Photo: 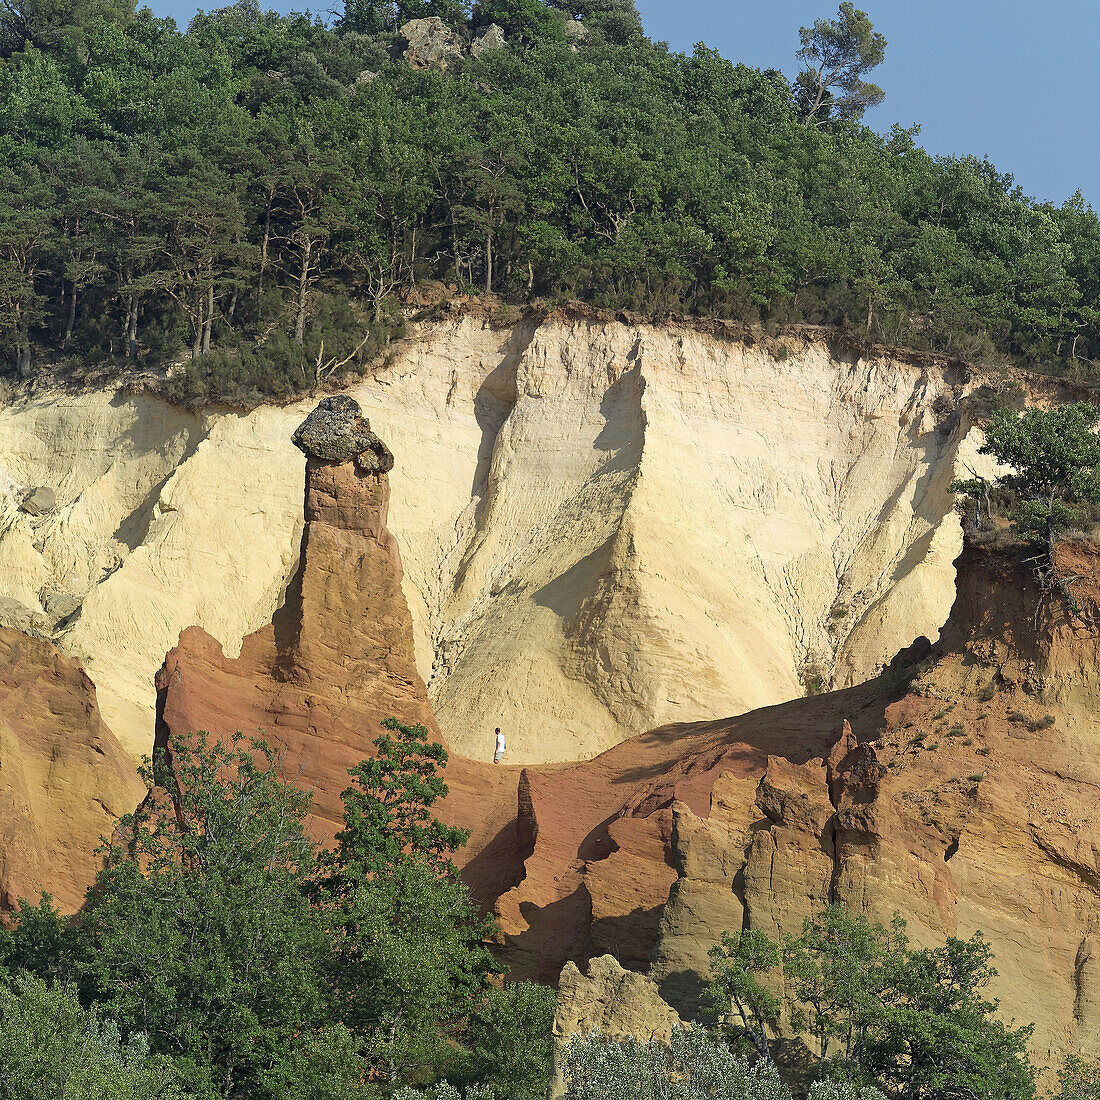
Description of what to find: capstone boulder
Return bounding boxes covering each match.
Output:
[291,394,394,473]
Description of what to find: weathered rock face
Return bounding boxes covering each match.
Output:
[399,17,466,70]
[0,628,144,911]
[150,393,877,988]
[476,672,894,985]
[470,23,506,56]
[0,312,992,764]
[19,486,54,516]
[648,541,1100,1066]
[87,385,1100,1067]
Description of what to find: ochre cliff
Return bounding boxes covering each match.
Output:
[40,379,1100,1071]
[0,627,144,911]
[0,311,991,763]
[646,539,1100,1066]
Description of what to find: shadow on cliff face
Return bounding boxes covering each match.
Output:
[459,818,526,911]
[470,320,527,499]
[601,678,896,793]
[512,888,595,984]
[590,903,665,973]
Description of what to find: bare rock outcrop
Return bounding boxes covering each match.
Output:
[648,540,1100,1065]
[291,394,394,471]
[127,395,1100,1066]
[19,486,54,515]
[0,628,144,911]
[0,314,991,764]
[0,314,989,763]
[399,17,466,70]
[470,23,506,56]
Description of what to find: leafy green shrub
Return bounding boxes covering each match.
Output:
[394,1083,497,1100]
[807,1081,887,1100]
[978,403,1100,546]
[561,1028,791,1100]
[0,976,182,1100]
[704,908,1035,1100]
[1054,1055,1100,1100]
[162,294,402,408]
[459,982,555,1100]
[799,654,829,697]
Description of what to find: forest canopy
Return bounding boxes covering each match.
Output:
[1,0,1099,402]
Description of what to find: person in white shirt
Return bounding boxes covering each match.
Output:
[493,727,505,764]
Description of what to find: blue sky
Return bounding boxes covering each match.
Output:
[146,0,1097,207]
[637,0,1098,207]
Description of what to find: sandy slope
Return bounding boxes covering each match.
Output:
[0,312,985,761]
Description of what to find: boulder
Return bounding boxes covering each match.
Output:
[471,22,506,56]
[399,16,466,71]
[20,485,55,515]
[0,596,49,638]
[292,394,394,473]
[41,588,83,623]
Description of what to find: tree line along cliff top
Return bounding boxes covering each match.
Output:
[1,0,1098,405]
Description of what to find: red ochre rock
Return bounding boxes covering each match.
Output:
[0,627,145,912]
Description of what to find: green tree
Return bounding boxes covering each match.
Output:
[0,0,134,54]
[337,0,468,33]
[783,906,907,1069]
[0,892,75,984]
[796,4,886,125]
[708,912,1035,1100]
[1054,1056,1100,1100]
[325,716,470,884]
[978,402,1100,545]
[470,0,564,47]
[546,0,643,43]
[706,928,782,1058]
[319,718,495,1084]
[0,975,182,1100]
[76,731,339,1099]
[462,982,556,1100]
[808,1082,887,1100]
[864,933,1035,1100]
[0,162,53,374]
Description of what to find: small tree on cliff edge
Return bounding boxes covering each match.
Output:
[704,909,1035,1100]
[972,402,1100,547]
[797,4,886,125]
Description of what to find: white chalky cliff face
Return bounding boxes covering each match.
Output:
[0,313,981,762]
